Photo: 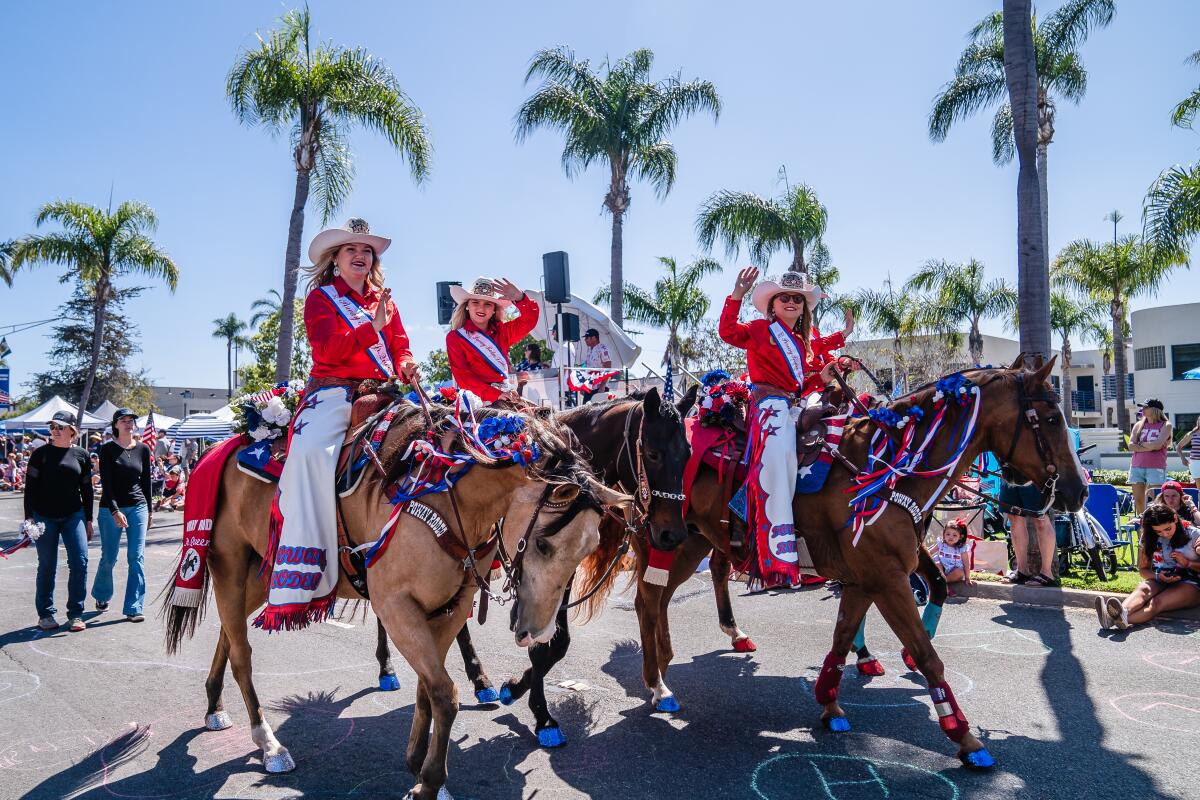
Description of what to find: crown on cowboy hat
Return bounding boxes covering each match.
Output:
[449,277,513,308]
[307,218,392,266]
[750,270,824,316]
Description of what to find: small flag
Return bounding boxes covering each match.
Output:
[142,412,157,454]
[663,356,675,402]
[0,390,11,407]
[0,338,10,359]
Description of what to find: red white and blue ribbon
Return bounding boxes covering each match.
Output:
[456,328,509,381]
[567,368,620,393]
[320,285,395,377]
[767,320,806,386]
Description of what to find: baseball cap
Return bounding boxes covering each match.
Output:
[50,410,78,429]
[112,407,137,423]
[584,328,600,338]
[1139,398,1164,411]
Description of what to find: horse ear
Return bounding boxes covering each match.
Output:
[676,383,699,417]
[588,477,633,512]
[643,386,661,410]
[1008,353,1026,370]
[1032,354,1058,385]
[1032,353,1045,370]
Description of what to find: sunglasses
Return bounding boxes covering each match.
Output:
[48,422,73,432]
[773,293,809,305]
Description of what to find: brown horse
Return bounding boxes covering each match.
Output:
[585,359,1086,769]
[163,403,629,800]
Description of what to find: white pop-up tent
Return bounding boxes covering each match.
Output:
[2,396,108,432]
[90,399,121,421]
[524,289,642,368]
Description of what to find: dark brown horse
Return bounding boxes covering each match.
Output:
[163,403,629,800]
[584,360,1086,769]
[372,386,698,747]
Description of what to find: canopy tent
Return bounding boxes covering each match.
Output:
[90,399,121,421]
[209,403,235,423]
[3,396,108,432]
[137,412,180,433]
[166,413,233,441]
[525,289,642,369]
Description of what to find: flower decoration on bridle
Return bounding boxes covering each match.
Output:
[933,373,974,406]
[475,414,541,466]
[868,404,924,430]
[701,369,731,387]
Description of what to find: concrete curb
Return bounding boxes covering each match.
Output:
[962,579,1200,621]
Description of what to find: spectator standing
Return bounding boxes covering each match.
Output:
[1177,418,1200,485]
[23,410,94,632]
[1130,399,1172,515]
[999,467,1057,587]
[92,408,152,622]
[581,327,613,402]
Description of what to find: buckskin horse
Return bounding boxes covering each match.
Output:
[582,358,1086,769]
[163,402,629,800]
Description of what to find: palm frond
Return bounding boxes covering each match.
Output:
[113,234,179,292]
[1172,88,1200,129]
[1041,0,1114,58]
[0,240,12,286]
[524,46,605,97]
[1143,163,1200,252]
[989,103,1015,165]
[1043,50,1088,102]
[695,190,790,266]
[929,71,1008,142]
[11,233,98,281]
[639,77,721,141]
[631,141,678,199]
[306,119,355,224]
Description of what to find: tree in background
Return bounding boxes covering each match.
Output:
[595,256,721,366]
[1143,49,1200,253]
[854,277,922,390]
[516,46,720,328]
[929,0,1114,257]
[11,200,177,426]
[238,300,311,393]
[507,333,552,367]
[420,349,452,384]
[1048,292,1106,426]
[29,285,154,410]
[0,240,13,286]
[227,5,431,381]
[678,320,746,375]
[1052,235,1188,432]
[906,258,1016,364]
[696,177,827,275]
[249,289,283,327]
[212,314,249,399]
[806,244,854,333]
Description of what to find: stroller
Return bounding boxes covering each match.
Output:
[1055,509,1118,580]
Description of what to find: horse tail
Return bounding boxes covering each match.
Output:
[161,564,211,656]
[573,514,630,623]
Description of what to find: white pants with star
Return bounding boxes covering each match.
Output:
[267,386,351,623]
[750,395,816,585]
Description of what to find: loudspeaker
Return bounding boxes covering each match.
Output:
[559,312,580,343]
[542,251,570,304]
[436,281,461,326]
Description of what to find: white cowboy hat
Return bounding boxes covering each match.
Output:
[307,218,391,266]
[750,270,825,316]
[449,277,513,309]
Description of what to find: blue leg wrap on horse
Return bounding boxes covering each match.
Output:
[852,619,866,652]
[499,685,514,706]
[537,727,568,748]
[922,603,943,639]
[655,695,681,713]
[378,674,400,691]
[961,747,996,769]
[475,687,500,704]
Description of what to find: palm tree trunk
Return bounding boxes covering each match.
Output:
[1037,142,1049,266]
[1003,0,1052,365]
[276,169,311,382]
[1111,296,1130,433]
[1061,337,1074,428]
[78,280,109,430]
[609,210,624,329]
[969,318,984,364]
[226,339,233,399]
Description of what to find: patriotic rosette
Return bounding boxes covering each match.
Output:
[232,380,307,442]
[698,379,751,428]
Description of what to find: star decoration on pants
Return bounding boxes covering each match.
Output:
[292,419,310,436]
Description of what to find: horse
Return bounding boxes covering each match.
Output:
[583,359,1087,769]
[373,386,698,747]
[163,402,630,800]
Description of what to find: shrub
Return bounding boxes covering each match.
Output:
[1091,469,1128,486]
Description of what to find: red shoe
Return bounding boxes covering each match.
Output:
[856,657,886,676]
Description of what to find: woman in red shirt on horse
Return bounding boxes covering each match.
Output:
[446,277,539,404]
[260,218,419,631]
[719,267,853,589]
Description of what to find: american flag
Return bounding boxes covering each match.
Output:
[663,356,675,402]
[142,412,157,454]
[0,389,11,407]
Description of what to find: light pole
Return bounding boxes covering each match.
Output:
[181,389,193,419]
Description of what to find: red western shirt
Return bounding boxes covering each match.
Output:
[446,295,540,402]
[718,295,844,396]
[304,277,413,380]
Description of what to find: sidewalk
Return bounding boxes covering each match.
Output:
[956,578,1200,621]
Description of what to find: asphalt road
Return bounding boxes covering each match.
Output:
[1,490,1198,800]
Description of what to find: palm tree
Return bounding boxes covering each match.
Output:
[1144,50,1200,252]
[0,240,14,287]
[11,200,178,426]
[515,47,720,328]
[249,289,283,328]
[212,314,249,399]
[1052,235,1188,432]
[807,244,853,333]
[855,277,921,389]
[1048,292,1105,426]
[696,180,827,275]
[930,0,1114,258]
[594,256,721,365]
[227,6,431,382]
[906,259,1017,364]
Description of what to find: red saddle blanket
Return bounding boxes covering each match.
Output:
[682,417,749,515]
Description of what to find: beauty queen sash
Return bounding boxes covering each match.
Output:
[767,320,806,387]
[456,328,509,381]
[321,285,396,377]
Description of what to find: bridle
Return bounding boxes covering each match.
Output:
[995,371,1063,516]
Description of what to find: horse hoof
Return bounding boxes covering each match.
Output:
[822,716,851,733]
[263,749,296,773]
[732,637,757,653]
[204,711,232,731]
[654,696,681,713]
[537,727,568,748]
[499,685,515,706]
[856,658,886,677]
[378,674,401,692]
[475,687,500,704]
[901,647,917,671]
[959,747,996,770]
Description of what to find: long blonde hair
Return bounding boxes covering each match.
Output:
[303,245,385,295]
[449,300,496,331]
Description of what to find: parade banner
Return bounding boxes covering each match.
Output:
[0,368,10,409]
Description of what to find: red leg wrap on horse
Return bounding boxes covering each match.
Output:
[930,681,969,743]
[814,652,845,705]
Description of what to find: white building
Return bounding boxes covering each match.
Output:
[1130,302,1200,437]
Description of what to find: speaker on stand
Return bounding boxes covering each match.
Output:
[436,281,461,326]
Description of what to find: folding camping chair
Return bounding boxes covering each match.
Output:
[1083,483,1135,569]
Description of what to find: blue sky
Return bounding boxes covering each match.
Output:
[2,0,1199,396]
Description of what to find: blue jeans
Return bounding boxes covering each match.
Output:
[33,510,88,619]
[92,504,148,615]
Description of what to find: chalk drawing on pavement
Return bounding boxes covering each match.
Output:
[751,753,961,800]
[1110,692,1200,734]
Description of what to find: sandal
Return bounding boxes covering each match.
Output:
[1024,573,1056,588]
[1002,570,1030,585]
